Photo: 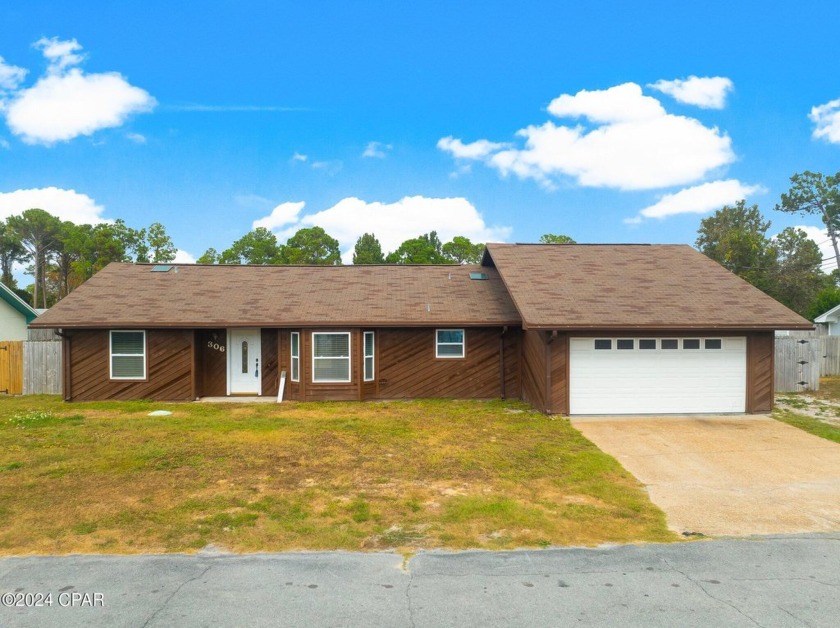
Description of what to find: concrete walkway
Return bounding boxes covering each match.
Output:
[1,535,838,627]
[571,415,840,536]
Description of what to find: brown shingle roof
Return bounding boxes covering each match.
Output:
[31,263,521,329]
[484,243,813,331]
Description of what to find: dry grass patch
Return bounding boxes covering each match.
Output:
[0,397,674,554]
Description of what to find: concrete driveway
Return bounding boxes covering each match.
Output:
[570,415,840,536]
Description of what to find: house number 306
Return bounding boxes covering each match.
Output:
[207,341,225,353]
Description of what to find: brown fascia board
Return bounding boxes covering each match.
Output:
[32,319,523,330]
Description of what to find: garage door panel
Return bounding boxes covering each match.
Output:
[570,337,746,414]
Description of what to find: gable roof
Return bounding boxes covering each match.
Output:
[483,243,813,331]
[30,263,521,329]
[0,282,39,324]
[814,303,840,323]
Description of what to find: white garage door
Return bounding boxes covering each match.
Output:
[570,337,746,415]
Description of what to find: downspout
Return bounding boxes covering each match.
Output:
[499,326,508,400]
[54,329,71,401]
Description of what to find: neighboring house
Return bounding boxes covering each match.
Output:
[0,282,38,341]
[30,244,812,414]
[813,304,840,335]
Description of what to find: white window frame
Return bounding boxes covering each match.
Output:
[109,330,147,380]
[436,329,465,359]
[311,331,351,383]
[290,332,300,382]
[363,331,375,381]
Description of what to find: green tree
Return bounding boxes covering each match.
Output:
[352,233,385,264]
[6,209,62,309]
[442,236,484,264]
[806,286,840,321]
[69,220,140,282]
[385,231,448,264]
[196,247,219,264]
[281,226,341,265]
[142,222,177,263]
[0,219,26,289]
[769,227,826,315]
[539,233,577,244]
[776,171,840,269]
[219,228,282,265]
[696,201,777,293]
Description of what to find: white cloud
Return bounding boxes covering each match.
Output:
[126,132,146,144]
[547,83,665,122]
[810,98,840,144]
[437,136,506,159]
[0,186,107,224]
[173,249,196,264]
[439,82,734,191]
[0,57,27,93]
[291,152,308,162]
[253,196,511,263]
[649,76,734,109]
[362,141,392,158]
[626,179,764,223]
[2,37,155,145]
[252,201,305,231]
[35,37,86,74]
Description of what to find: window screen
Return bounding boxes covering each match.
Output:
[110,331,145,379]
[290,332,300,382]
[364,332,375,381]
[436,329,465,358]
[312,333,351,382]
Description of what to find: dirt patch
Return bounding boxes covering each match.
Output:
[775,394,840,427]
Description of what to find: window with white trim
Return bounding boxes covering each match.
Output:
[436,329,465,358]
[363,331,375,381]
[110,330,146,380]
[290,332,300,382]
[312,332,351,382]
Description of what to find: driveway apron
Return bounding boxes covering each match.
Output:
[570,415,840,536]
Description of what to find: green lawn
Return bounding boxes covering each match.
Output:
[774,376,840,444]
[0,397,674,554]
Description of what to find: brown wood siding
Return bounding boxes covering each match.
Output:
[747,331,774,413]
[68,330,193,401]
[520,329,547,412]
[196,329,227,397]
[549,333,569,415]
[374,327,509,400]
[261,329,279,397]
[502,327,522,400]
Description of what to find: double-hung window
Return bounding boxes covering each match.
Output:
[436,329,465,358]
[363,332,375,381]
[312,332,351,382]
[110,330,146,380]
[290,332,300,382]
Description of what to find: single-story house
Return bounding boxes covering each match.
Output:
[813,304,840,335]
[30,244,812,414]
[1,282,38,341]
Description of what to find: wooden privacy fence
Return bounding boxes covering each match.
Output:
[820,336,840,377]
[0,341,23,395]
[775,336,821,392]
[23,341,62,395]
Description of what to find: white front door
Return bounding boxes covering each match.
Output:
[229,328,262,395]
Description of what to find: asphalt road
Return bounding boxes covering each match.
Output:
[1,534,837,627]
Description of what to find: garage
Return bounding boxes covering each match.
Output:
[569,336,747,415]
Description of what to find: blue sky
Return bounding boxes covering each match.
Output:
[1,1,839,268]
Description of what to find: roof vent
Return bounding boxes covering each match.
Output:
[469,272,488,280]
[151,265,173,272]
